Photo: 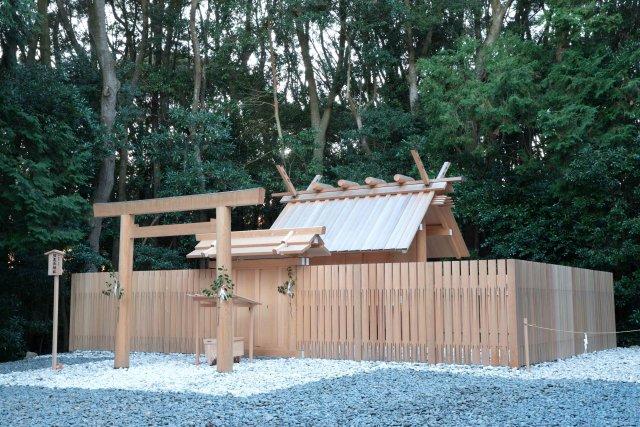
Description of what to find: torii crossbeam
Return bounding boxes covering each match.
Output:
[93,188,265,372]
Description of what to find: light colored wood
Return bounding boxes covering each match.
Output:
[306,175,323,191]
[274,176,463,198]
[410,150,430,185]
[195,226,325,242]
[424,225,452,236]
[337,179,359,189]
[437,162,451,179]
[71,260,615,367]
[273,176,463,198]
[524,317,530,370]
[229,258,308,269]
[281,180,449,203]
[215,206,233,372]
[276,165,298,196]
[311,182,335,192]
[114,214,134,368]
[364,177,385,187]
[416,222,427,262]
[195,304,200,365]
[249,306,255,361]
[94,188,265,217]
[51,275,60,370]
[132,219,216,238]
[393,174,415,184]
[203,338,244,365]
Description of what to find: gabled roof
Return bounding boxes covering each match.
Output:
[271,153,469,258]
[187,227,329,259]
[272,191,435,252]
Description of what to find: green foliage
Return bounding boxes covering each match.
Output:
[203,268,235,301]
[419,5,640,342]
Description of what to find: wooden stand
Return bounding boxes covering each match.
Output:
[189,294,259,366]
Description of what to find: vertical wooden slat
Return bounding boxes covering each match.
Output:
[69,260,616,368]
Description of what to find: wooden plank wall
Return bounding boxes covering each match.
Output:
[69,260,615,367]
[514,260,616,366]
[69,267,297,356]
[296,260,516,366]
[296,260,616,367]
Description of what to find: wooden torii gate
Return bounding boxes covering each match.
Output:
[93,188,265,372]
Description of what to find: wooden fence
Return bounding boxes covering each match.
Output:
[69,267,298,357]
[70,259,615,367]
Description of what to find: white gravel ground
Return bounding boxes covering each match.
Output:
[0,347,638,397]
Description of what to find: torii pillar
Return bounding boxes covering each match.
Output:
[215,206,233,372]
[93,188,265,370]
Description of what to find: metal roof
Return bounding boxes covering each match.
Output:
[271,192,435,252]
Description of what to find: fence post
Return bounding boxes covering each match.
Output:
[523,317,530,370]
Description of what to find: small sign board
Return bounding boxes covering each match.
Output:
[44,249,64,276]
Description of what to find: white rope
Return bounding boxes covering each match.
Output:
[524,322,640,335]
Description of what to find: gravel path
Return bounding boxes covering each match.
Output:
[1,349,639,426]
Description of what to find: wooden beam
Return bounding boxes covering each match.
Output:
[94,188,265,217]
[215,206,233,373]
[276,165,297,196]
[311,182,335,192]
[416,221,427,262]
[337,179,359,189]
[272,176,462,198]
[364,177,386,187]
[114,214,134,368]
[195,226,325,242]
[437,162,451,179]
[306,175,322,191]
[280,181,449,203]
[424,225,453,236]
[410,150,430,185]
[132,219,216,239]
[433,207,469,258]
[393,174,415,184]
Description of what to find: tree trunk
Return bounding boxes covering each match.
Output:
[268,22,283,142]
[28,0,50,64]
[294,2,347,172]
[190,0,206,193]
[1,0,19,69]
[87,0,121,266]
[131,0,149,88]
[476,0,514,80]
[346,59,370,154]
[55,0,85,59]
[403,0,418,113]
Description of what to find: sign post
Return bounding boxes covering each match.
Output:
[45,249,64,370]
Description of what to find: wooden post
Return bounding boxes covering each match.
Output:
[45,250,64,370]
[416,221,428,262]
[114,214,134,369]
[194,303,200,365]
[216,206,233,372]
[52,275,60,370]
[248,306,255,362]
[523,317,530,370]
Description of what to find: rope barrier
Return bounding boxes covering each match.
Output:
[524,323,640,335]
[521,317,639,370]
